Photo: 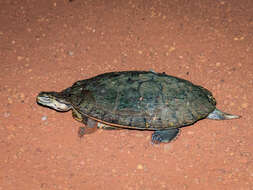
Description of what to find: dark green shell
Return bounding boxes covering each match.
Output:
[61,71,216,130]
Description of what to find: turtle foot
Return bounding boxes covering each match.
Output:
[151,128,180,144]
[78,118,98,138]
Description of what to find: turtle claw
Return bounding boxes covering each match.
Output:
[151,128,180,144]
[78,127,86,138]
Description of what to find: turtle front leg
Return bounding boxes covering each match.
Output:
[72,109,98,137]
[78,118,98,137]
[151,128,180,144]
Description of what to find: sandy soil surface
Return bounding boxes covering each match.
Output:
[0,0,252,189]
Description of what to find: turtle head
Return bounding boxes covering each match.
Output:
[36,92,72,111]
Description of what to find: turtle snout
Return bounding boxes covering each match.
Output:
[36,92,71,112]
[37,92,52,104]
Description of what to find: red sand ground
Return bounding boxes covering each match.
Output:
[0,0,252,189]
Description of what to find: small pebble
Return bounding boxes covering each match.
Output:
[68,51,74,56]
[169,46,175,52]
[41,115,47,121]
[17,56,24,61]
[19,93,25,100]
[241,103,248,108]
[137,164,144,170]
[187,131,194,135]
[8,97,13,104]
[216,62,221,66]
[4,112,10,118]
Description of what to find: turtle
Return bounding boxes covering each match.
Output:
[36,71,240,143]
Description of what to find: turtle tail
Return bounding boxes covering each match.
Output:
[207,108,241,120]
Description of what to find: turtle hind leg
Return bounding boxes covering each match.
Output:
[207,108,241,120]
[78,118,98,138]
[151,128,180,144]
